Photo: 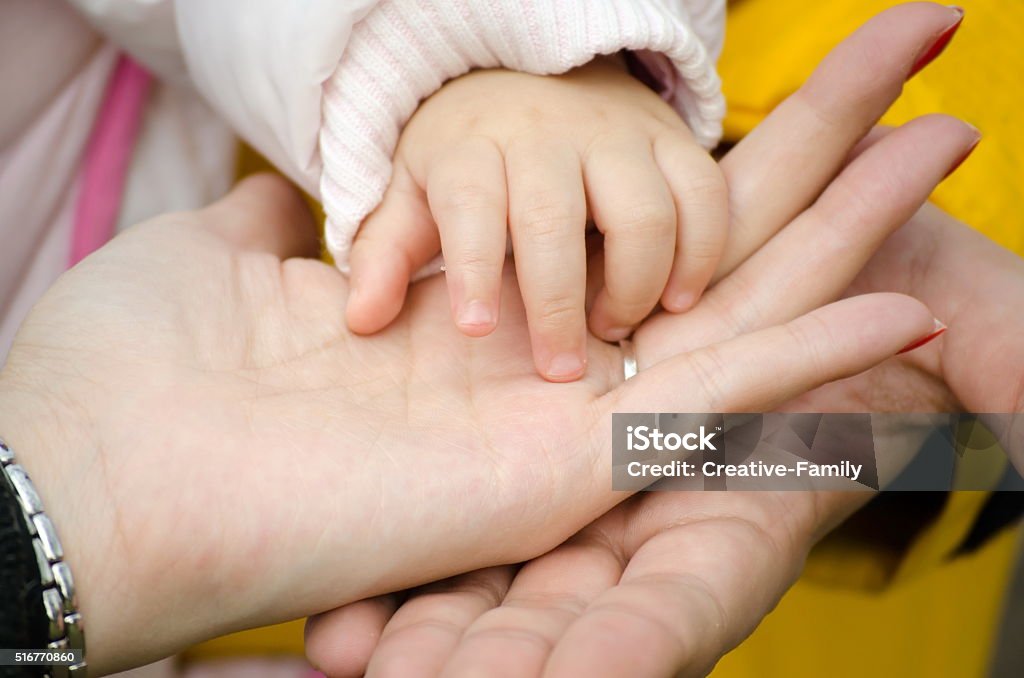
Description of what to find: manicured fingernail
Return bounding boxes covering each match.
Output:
[602,326,632,342]
[943,134,981,179]
[908,7,964,79]
[458,300,495,329]
[897,319,947,355]
[546,352,585,380]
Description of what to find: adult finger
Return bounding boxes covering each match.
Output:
[544,504,800,677]
[438,532,625,677]
[305,596,399,678]
[506,139,589,381]
[365,568,515,678]
[608,294,936,416]
[637,115,978,367]
[716,3,966,278]
[845,204,1024,465]
[845,125,895,165]
[427,136,509,336]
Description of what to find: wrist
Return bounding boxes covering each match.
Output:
[0,373,178,674]
[0,377,110,668]
[0,368,321,673]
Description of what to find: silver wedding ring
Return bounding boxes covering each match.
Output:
[620,338,638,381]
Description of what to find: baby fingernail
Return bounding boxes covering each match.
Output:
[667,291,697,313]
[546,352,585,380]
[603,326,632,342]
[896,319,948,355]
[907,7,964,79]
[459,300,495,328]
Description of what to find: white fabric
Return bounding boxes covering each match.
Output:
[174,0,381,193]
[0,0,725,351]
[76,0,727,273]
[0,2,236,359]
[116,83,235,234]
[318,0,726,271]
[0,44,117,357]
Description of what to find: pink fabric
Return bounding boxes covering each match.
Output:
[70,55,151,267]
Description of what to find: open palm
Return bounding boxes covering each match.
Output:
[0,158,928,674]
[303,5,983,677]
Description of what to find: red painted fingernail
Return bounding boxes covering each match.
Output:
[943,134,981,179]
[896,319,947,355]
[908,7,964,79]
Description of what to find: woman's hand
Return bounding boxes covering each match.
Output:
[303,4,980,677]
[789,201,1024,456]
[0,177,930,675]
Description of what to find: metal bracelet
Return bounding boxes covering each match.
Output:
[1,438,87,678]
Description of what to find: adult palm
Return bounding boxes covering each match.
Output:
[0,174,928,676]
[304,5,985,678]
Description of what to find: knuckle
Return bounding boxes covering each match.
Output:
[436,182,499,216]
[817,188,872,249]
[681,236,725,266]
[678,170,729,206]
[600,287,657,321]
[516,198,582,243]
[580,130,630,163]
[782,313,833,379]
[797,33,900,114]
[791,85,846,129]
[463,623,555,653]
[702,290,758,339]
[815,173,905,251]
[534,298,582,331]
[509,590,590,617]
[686,346,732,410]
[453,248,498,278]
[428,574,507,607]
[608,200,675,240]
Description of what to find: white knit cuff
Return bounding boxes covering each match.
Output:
[319,0,726,274]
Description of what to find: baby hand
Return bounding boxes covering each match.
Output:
[346,56,727,381]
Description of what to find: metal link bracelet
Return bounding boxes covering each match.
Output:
[1,438,87,677]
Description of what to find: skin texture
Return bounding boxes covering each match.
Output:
[303,5,993,678]
[345,55,729,382]
[0,3,978,676]
[0,172,940,675]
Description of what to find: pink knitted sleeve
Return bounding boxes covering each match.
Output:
[319,0,726,274]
